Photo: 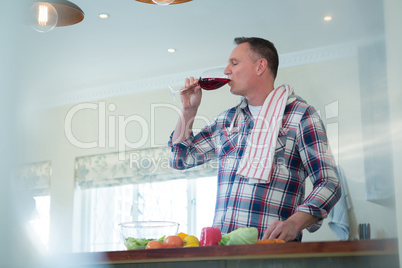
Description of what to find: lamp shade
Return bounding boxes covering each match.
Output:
[41,0,84,26]
[135,0,192,5]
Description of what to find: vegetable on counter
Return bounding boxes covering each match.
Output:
[219,227,258,246]
[146,240,164,249]
[163,235,184,248]
[183,235,199,247]
[177,232,189,241]
[256,239,285,244]
[144,234,200,249]
[126,228,285,250]
[199,227,222,246]
[125,235,165,250]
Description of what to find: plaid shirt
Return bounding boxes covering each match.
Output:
[168,95,341,240]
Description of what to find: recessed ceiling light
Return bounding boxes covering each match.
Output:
[99,13,109,19]
[167,48,176,53]
[323,15,333,22]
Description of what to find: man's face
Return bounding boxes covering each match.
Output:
[224,43,259,96]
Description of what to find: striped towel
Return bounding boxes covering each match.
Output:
[236,84,294,183]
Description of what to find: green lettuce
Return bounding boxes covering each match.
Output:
[124,235,165,250]
[219,227,258,245]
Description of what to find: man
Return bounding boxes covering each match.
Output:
[168,37,341,242]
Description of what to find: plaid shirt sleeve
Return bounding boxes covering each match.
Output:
[168,117,219,170]
[295,106,342,232]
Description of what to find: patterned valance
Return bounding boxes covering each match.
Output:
[17,160,52,196]
[75,146,217,189]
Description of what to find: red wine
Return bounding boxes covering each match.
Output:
[199,77,230,90]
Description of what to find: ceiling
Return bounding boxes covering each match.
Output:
[18,0,384,107]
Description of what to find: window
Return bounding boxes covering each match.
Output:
[73,147,217,252]
[17,160,52,252]
[74,176,217,252]
[29,195,51,251]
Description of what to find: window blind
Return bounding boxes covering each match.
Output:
[75,146,217,189]
[17,160,52,196]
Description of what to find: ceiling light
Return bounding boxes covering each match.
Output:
[135,0,192,6]
[152,0,174,5]
[323,15,333,22]
[30,0,84,32]
[167,48,176,53]
[99,13,109,19]
[30,2,58,32]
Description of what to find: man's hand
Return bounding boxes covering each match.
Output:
[171,77,202,144]
[180,77,202,111]
[262,212,319,242]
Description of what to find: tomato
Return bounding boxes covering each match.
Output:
[163,235,184,248]
[146,240,164,249]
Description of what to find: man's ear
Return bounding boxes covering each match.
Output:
[256,58,268,76]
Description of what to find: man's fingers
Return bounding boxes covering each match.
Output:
[262,220,280,240]
[262,220,298,242]
[268,225,282,239]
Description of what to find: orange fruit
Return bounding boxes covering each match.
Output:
[163,235,184,248]
[146,240,164,249]
[177,232,188,241]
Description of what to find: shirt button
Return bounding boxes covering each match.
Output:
[277,157,285,165]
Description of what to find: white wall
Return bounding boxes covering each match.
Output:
[277,54,397,241]
[384,0,402,264]
[2,1,46,266]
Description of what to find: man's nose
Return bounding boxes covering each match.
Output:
[224,65,231,76]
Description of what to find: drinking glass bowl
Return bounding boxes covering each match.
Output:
[119,221,179,250]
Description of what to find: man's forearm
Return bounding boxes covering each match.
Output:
[286,211,319,232]
[171,108,198,144]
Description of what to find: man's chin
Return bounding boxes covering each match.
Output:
[229,87,241,96]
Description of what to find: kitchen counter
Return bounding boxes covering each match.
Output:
[65,238,399,267]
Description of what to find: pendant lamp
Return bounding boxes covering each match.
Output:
[30,0,84,32]
[135,0,192,6]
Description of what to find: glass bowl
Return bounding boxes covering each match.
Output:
[119,221,179,250]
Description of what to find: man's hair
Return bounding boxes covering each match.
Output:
[234,37,279,79]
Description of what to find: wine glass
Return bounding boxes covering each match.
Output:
[168,67,230,101]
